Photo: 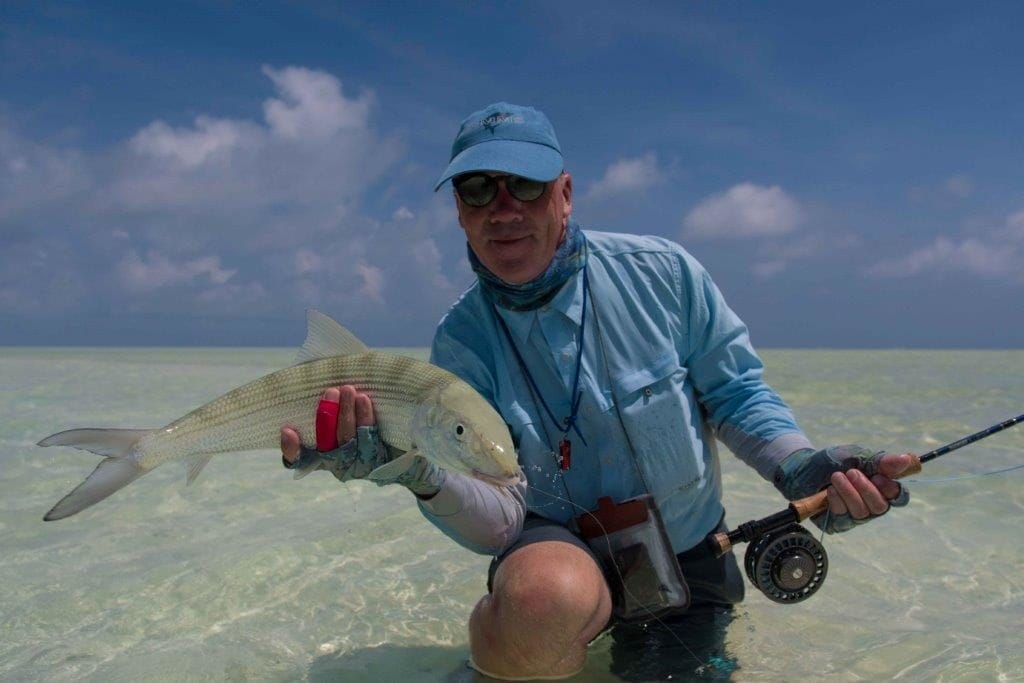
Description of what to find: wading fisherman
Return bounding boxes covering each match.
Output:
[280,103,915,680]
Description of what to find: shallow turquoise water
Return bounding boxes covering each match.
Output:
[1,348,1022,681]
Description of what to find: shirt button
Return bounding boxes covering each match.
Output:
[644,387,653,397]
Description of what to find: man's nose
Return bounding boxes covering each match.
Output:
[488,179,522,220]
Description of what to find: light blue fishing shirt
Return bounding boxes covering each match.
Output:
[417,230,812,556]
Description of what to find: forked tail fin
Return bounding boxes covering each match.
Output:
[39,428,155,521]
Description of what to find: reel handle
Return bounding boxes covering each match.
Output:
[790,452,922,521]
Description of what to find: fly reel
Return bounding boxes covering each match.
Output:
[743,524,827,604]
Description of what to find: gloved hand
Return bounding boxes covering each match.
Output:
[284,424,388,479]
[773,445,911,534]
[284,425,444,497]
[280,386,444,498]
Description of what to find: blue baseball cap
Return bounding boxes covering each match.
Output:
[434,102,563,191]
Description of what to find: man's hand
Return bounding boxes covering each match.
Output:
[278,384,444,496]
[774,445,913,533]
[280,385,374,465]
[825,451,913,520]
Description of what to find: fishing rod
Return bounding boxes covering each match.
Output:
[706,413,1024,604]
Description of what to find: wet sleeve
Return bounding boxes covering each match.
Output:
[675,252,814,480]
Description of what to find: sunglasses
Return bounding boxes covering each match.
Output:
[453,173,550,207]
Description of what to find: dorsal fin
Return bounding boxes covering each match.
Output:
[293,309,369,364]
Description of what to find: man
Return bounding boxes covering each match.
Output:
[281,103,913,680]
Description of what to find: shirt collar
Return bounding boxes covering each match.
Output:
[494,267,585,346]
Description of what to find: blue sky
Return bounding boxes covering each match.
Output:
[2,1,1022,348]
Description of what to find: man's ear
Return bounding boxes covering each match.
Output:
[560,172,573,224]
[453,189,467,230]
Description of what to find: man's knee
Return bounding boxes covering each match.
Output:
[470,541,611,679]
[490,541,611,632]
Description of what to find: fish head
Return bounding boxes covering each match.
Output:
[412,381,521,486]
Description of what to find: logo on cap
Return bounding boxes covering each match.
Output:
[468,112,526,134]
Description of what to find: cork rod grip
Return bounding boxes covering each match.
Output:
[709,531,731,555]
[790,453,922,521]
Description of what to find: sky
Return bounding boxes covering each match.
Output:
[2,1,1023,348]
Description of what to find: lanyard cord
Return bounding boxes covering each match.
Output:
[588,287,654,497]
[494,265,590,447]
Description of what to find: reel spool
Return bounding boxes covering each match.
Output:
[744,524,828,604]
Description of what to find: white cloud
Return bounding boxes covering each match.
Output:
[105,65,398,219]
[118,250,236,291]
[262,65,373,140]
[683,183,803,239]
[355,263,385,304]
[411,236,459,293]
[1005,209,1024,241]
[129,115,248,168]
[586,152,662,198]
[868,207,1024,284]
[868,237,1018,279]
[0,68,474,342]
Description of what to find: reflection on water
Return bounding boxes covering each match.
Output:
[0,348,1022,681]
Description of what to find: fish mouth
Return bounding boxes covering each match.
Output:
[471,468,523,487]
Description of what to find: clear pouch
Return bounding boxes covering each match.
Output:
[576,494,690,623]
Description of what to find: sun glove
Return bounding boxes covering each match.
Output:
[283,425,444,496]
[773,444,910,534]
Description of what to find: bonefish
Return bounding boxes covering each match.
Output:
[39,310,521,520]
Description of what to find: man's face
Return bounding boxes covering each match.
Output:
[456,172,573,284]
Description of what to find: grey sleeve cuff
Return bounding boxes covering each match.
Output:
[417,471,469,516]
[721,428,815,481]
[417,470,528,556]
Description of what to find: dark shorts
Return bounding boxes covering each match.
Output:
[486,513,744,616]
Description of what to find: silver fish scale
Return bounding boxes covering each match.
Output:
[134,352,458,469]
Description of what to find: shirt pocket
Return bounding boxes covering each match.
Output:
[608,352,706,499]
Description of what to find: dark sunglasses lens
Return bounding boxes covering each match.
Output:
[507,176,547,201]
[455,175,496,207]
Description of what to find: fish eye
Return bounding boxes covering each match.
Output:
[455,424,465,438]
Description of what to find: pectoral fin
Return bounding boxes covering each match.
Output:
[366,449,419,484]
[186,454,214,485]
[292,455,324,480]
